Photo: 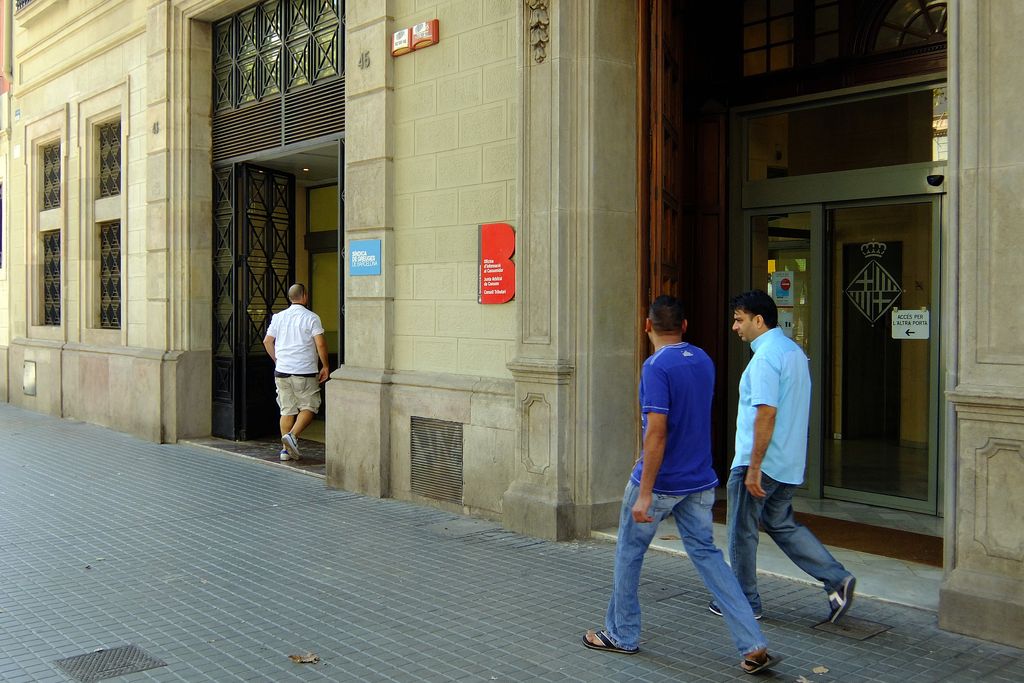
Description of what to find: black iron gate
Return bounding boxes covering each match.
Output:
[212,163,295,440]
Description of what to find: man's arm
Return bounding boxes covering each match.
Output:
[263,335,277,363]
[744,404,777,498]
[631,412,667,523]
[314,333,330,383]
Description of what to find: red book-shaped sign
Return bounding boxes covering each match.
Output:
[479,223,515,304]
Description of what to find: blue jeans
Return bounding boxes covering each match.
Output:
[605,482,767,655]
[727,467,851,613]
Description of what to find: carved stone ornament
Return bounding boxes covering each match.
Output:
[527,0,549,63]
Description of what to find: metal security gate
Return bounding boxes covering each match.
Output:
[212,164,295,440]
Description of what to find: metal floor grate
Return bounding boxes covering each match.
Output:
[814,616,892,640]
[55,644,167,682]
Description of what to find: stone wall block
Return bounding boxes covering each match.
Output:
[438,71,482,113]
[414,39,459,83]
[436,300,481,337]
[458,339,509,376]
[395,264,414,298]
[347,0,386,28]
[459,23,506,70]
[395,299,437,336]
[326,375,390,497]
[436,0,484,36]
[395,155,437,194]
[395,82,437,123]
[415,113,460,155]
[459,182,507,224]
[412,337,459,372]
[432,225,476,262]
[394,194,415,228]
[395,122,415,159]
[479,303,516,340]
[462,424,514,514]
[343,299,392,369]
[394,229,436,264]
[146,151,169,203]
[414,263,458,298]
[482,0,517,24]
[437,148,483,188]
[457,262,480,300]
[460,103,507,147]
[590,61,637,213]
[346,159,393,229]
[346,20,389,96]
[482,61,516,103]
[479,141,512,181]
[413,189,459,227]
[347,91,389,162]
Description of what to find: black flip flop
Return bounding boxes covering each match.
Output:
[581,629,639,655]
[741,653,783,674]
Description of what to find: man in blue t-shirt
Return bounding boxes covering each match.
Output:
[582,296,781,675]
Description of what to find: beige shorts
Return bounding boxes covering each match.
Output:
[275,375,322,416]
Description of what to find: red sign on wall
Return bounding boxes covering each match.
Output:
[479,223,515,304]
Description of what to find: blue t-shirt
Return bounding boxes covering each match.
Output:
[731,327,811,484]
[630,342,718,495]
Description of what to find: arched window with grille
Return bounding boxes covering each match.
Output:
[872,0,948,52]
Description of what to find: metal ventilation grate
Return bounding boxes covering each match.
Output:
[55,644,166,682]
[284,76,346,145]
[410,416,464,505]
[212,97,281,161]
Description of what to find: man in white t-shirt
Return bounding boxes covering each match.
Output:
[262,283,330,461]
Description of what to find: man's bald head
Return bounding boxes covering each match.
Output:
[287,283,307,303]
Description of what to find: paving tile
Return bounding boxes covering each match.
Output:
[2,403,1023,682]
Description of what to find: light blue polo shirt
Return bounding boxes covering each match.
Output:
[732,327,811,485]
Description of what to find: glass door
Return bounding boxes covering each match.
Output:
[745,199,940,512]
[746,207,824,494]
[823,200,939,513]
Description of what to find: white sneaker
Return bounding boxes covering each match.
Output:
[281,432,301,461]
[279,448,290,461]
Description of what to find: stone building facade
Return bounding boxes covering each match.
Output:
[0,0,1021,650]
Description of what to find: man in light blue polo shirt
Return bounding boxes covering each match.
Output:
[710,290,855,624]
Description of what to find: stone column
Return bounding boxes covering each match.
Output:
[502,1,638,540]
[325,1,394,496]
[940,2,1024,649]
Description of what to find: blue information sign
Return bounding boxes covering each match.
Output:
[349,239,382,276]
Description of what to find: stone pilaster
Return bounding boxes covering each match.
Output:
[325,1,394,496]
[940,2,1024,648]
[502,1,638,540]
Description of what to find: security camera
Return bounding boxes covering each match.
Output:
[926,174,944,187]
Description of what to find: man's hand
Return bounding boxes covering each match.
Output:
[318,366,329,384]
[631,491,654,523]
[745,465,766,499]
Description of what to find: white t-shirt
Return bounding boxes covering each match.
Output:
[266,304,325,374]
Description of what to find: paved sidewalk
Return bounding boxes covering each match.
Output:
[1,405,1022,682]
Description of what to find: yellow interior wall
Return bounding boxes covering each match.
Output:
[307,185,339,353]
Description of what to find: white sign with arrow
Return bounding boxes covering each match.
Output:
[891,309,930,340]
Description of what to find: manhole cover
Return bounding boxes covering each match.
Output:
[55,644,167,682]
[813,616,891,640]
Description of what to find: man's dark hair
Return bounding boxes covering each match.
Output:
[729,290,778,328]
[648,295,686,333]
